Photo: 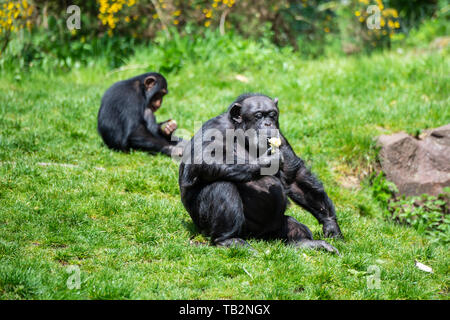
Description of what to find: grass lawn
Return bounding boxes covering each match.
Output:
[0,44,448,299]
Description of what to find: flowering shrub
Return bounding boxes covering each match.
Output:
[0,0,33,34]
[353,0,402,48]
[0,0,443,70]
[0,0,34,53]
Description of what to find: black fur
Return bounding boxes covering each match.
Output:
[97,72,184,156]
[179,93,342,253]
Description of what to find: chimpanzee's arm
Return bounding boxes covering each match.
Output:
[280,139,342,238]
[143,108,175,140]
[193,150,263,183]
[180,144,277,186]
[143,109,160,136]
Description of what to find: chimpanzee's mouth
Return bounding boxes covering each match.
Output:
[150,91,165,112]
[150,99,162,112]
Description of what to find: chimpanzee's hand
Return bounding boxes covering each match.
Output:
[258,148,284,167]
[161,119,177,136]
[323,219,343,239]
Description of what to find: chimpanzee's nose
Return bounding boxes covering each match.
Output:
[264,122,272,127]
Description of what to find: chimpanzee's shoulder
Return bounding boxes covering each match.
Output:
[202,113,233,130]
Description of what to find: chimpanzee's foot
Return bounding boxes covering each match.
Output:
[214,237,250,248]
[294,239,340,255]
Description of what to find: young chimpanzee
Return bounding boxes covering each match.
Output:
[179,93,342,253]
[97,72,185,156]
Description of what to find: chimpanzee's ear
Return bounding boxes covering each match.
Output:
[273,97,279,107]
[144,76,157,90]
[229,103,242,124]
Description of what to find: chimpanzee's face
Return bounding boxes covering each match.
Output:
[240,96,279,132]
[229,95,280,150]
[149,88,167,111]
[144,74,168,112]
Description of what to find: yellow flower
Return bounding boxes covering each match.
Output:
[395,21,400,28]
[173,10,181,16]
[355,11,360,17]
[324,27,330,33]
[204,20,211,27]
[173,19,179,25]
[124,16,130,22]
[152,13,158,19]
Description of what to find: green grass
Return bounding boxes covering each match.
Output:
[0,41,449,299]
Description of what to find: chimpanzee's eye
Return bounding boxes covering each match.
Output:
[254,112,263,119]
[269,111,277,118]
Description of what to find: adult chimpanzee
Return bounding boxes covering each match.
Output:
[179,93,342,253]
[97,72,185,156]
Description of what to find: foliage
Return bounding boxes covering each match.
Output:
[388,191,450,244]
[371,173,450,244]
[405,3,449,48]
[0,0,34,52]
[370,172,398,208]
[0,0,446,71]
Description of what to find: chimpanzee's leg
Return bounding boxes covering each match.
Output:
[282,216,339,254]
[128,125,181,157]
[287,165,342,239]
[194,181,249,247]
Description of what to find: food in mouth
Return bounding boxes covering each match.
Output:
[268,137,281,154]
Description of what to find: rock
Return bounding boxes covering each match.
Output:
[377,124,450,197]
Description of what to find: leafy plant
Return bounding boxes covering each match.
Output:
[370,171,398,209]
[388,191,449,244]
[371,172,449,244]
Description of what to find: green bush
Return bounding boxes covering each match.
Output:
[1,0,446,73]
[372,173,449,244]
[388,191,450,244]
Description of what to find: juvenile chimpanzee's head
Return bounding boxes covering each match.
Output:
[228,94,279,132]
[142,72,168,112]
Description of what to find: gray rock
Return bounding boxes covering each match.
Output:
[377,124,450,197]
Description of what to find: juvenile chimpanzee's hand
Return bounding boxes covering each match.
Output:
[161,119,177,136]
